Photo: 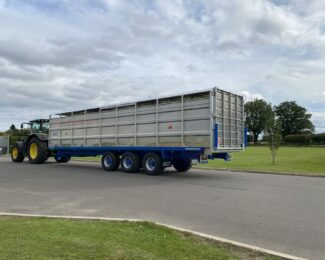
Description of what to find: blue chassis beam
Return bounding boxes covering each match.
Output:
[49,146,206,161]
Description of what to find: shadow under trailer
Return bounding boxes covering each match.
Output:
[11,87,246,175]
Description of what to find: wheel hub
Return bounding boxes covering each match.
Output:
[12,147,18,159]
[146,157,156,171]
[123,156,133,169]
[104,156,113,167]
[29,143,38,160]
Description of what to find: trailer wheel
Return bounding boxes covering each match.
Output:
[101,152,120,171]
[173,158,192,172]
[55,156,71,163]
[143,153,163,175]
[121,152,140,173]
[11,142,25,162]
[27,137,48,164]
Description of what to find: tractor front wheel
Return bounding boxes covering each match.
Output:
[11,142,25,162]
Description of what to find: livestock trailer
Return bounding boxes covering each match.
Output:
[11,87,246,175]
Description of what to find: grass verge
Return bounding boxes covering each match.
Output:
[0,216,279,259]
[197,146,325,176]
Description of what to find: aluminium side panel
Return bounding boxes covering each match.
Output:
[49,90,213,151]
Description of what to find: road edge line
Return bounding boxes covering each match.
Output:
[193,166,325,178]
[0,212,306,260]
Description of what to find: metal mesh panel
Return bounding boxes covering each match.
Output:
[0,136,9,155]
[215,90,244,149]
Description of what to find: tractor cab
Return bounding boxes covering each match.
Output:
[21,119,49,134]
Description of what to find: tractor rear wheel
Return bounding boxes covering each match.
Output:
[11,142,25,162]
[27,137,48,164]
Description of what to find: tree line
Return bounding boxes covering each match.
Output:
[245,100,316,144]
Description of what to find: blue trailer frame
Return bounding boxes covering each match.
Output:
[50,146,205,161]
[49,122,246,165]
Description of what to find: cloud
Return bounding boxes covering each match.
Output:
[239,91,265,102]
[0,0,324,132]
[311,111,325,133]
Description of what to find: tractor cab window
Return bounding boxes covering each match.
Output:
[42,121,49,134]
[31,122,41,133]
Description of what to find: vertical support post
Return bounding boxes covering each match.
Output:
[210,89,217,152]
[244,127,248,147]
[242,97,246,148]
[59,113,62,146]
[70,112,73,146]
[49,114,52,147]
[181,95,184,146]
[222,92,225,147]
[229,93,232,147]
[115,106,118,146]
[134,103,137,146]
[214,124,219,149]
[235,95,238,147]
[83,110,86,146]
[99,108,102,146]
[7,135,10,155]
[209,89,214,152]
[155,99,159,146]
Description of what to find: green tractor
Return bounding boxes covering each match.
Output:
[11,119,50,164]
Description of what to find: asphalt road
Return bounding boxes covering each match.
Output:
[0,157,324,259]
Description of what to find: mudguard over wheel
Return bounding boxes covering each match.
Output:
[27,137,48,164]
[142,153,163,175]
[55,156,71,163]
[121,152,140,173]
[101,152,120,171]
[173,158,192,172]
[11,142,25,162]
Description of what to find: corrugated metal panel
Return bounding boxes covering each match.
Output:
[49,88,244,153]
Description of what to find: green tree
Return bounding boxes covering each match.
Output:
[275,101,314,138]
[9,124,17,132]
[264,111,282,164]
[244,99,274,144]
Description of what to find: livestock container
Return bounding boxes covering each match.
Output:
[11,87,246,175]
[46,87,245,174]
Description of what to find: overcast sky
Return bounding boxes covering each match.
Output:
[0,0,324,132]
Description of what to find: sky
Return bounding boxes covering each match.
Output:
[0,0,324,132]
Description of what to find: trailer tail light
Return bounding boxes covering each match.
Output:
[199,155,208,164]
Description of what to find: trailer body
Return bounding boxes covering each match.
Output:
[11,87,246,175]
[49,87,244,158]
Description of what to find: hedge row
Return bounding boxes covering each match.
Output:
[311,133,325,144]
[284,135,312,145]
[284,133,325,145]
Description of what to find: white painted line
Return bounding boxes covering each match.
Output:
[0,212,306,260]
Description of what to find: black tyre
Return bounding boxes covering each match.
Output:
[101,152,120,171]
[27,137,48,164]
[55,156,71,163]
[142,153,163,175]
[173,158,192,172]
[11,142,25,162]
[121,152,140,173]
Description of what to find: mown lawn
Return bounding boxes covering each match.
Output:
[0,217,278,260]
[199,146,325,175]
